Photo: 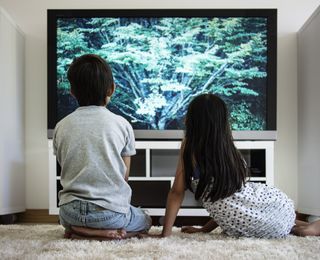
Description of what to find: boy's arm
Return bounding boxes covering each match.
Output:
[161,148,186,237]
[122,156,131,182]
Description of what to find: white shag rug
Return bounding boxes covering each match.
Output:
[0,224,320,260]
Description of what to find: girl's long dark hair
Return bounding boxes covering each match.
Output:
[183,94,247,202]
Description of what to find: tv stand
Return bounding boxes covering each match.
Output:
[48,140,274,215]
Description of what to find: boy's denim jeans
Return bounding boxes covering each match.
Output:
[59,200,152,232]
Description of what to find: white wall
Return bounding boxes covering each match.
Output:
[0,0,319,209]
[297,6,320,216]
[0,7,25,214]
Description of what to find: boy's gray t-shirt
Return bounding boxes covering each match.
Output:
[53,106,136,214]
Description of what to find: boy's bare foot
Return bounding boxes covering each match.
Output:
[64,230,72,239]
[292,220,320,236]
[70,226,126,239]
[69,233,127,241]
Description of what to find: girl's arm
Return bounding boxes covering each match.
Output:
[161,149,186,237]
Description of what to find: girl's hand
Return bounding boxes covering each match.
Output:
[181,226,203,234]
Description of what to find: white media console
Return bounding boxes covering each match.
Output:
[48,140,274,216]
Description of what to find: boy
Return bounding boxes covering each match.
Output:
[53,54,151,239]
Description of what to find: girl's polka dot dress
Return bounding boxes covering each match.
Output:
[193,181,296,238]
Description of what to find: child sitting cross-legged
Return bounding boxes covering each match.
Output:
[53,54,152,240]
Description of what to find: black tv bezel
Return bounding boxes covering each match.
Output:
[47,9,277,140]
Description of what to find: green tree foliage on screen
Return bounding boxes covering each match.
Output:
[57,17,267,130]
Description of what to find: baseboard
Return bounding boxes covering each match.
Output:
[17,209,59,224]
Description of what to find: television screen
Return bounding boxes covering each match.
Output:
[48,9,277,140]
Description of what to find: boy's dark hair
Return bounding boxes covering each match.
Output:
[183,93,248,203]
[67,54,114,106]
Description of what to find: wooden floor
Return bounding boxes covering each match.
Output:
[13,210,212,225]
[17,210,59,224]
[0,210,309,225]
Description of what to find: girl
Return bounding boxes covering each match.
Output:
[157,93,320,238]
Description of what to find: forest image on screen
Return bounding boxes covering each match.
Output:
[56,17,268,130]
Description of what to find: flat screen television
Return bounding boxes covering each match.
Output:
[48,9,277,140]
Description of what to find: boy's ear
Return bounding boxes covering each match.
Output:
[107,83,116,97]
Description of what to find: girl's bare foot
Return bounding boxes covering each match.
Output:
[181,226,203,233]
[70,226,126,239]
[292,220,320,236]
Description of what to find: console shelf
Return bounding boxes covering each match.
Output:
[48,140,274,215]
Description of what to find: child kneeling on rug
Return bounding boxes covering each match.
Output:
[53,54,151,240]
[153,93,320,239]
